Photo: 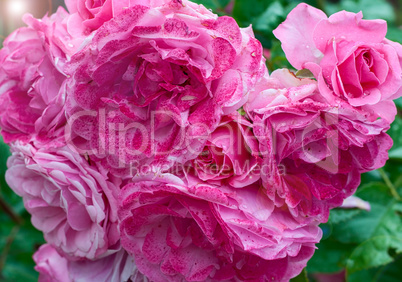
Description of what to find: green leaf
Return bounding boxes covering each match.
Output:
[232,0,271,26]
[295,69,315,79]
[308,239,356,273]
[0,137,27,215]
[326,0,395,22]
[374,254,402,282]
[387,116,402,160]
[346,236,402,273]
[320,222,333,240]
[0,216,44,282]
[290,268,308,282]
[361,170,382,184]
[0,136,43,281]
[331,183,402,244]
[192,0,230,14]
[0,136,10,190]
[328,209,362,225]
[267,39,293,71]
[347,268,379,282]
[387,27,402,44]
[395,97,402,110]
[232,0,291,50]
[252,1,285,37]
[321,182,402,274]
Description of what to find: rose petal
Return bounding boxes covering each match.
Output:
[273,3,326,69]
[313,11,387,53]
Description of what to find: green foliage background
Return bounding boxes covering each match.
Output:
[0,0,401,281]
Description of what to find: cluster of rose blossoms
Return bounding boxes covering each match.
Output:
[0,0,401,281]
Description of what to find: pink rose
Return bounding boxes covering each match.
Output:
[119,173,321,281]
[180,113,261,187]
[273,3,402,122]
[65,0,169,31]
[0,8,84,145]
[64,1,265,175]
[65,0,114,31]
[6,143,120,260]
[34,244,145,282]
[245,69,392,221]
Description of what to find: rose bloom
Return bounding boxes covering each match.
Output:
[34,244,145,282]
[6,142,120,260]
[244,69,392,221]
[273,3,402,122]
[65,0,169,31]
[177,113,261,188]
[119,173,322,281]
[0,8,84,145]
[65,0,265,175]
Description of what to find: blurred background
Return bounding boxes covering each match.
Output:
[0,0,65,36]
[0,0,401,281]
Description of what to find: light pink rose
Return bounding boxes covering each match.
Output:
[64,1,265,175]
[273,3,402,122]
[68,250,146,282]
[34,244,145,282]
[119,173,321,281]
[6,143,120,260]
[178,113,261,188]
[244,69,392,221]
[0,8,85,145]
[34,244,69,282]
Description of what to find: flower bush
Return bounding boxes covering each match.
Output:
[0,0,401,281]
